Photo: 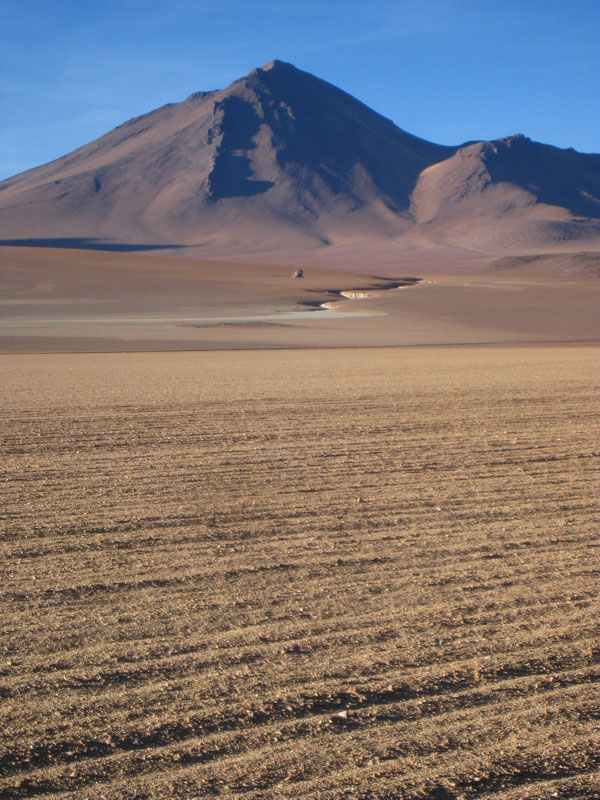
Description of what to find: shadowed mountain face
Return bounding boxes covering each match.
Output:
[412,135,600,220]
[207,96,275,199]
[480,136,600,219]
[0,60,599,255]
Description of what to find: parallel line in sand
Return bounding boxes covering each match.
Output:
[1,678,597,796]
[2,347,597,798]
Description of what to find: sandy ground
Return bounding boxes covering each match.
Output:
[1,345,598,799]
[1,246,599,352]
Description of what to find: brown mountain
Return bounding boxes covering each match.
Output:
[1,60,599,257]
[411,134,600,252]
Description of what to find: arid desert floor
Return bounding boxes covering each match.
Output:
[1,246,599,353]
[1,345,598,799]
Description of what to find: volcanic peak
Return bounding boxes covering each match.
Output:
[0,60,598,254]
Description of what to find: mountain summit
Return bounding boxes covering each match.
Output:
[1,61,599,255]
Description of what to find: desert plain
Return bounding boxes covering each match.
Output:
[1,241,599,799]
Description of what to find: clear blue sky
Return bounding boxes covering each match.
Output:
[1,0,599,179]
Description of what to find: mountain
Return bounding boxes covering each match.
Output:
[411,134,600,252]
[1,60,599,256]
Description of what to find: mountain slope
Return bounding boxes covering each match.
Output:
[410,134,600,251]
[0,60,453,249]
[0,60,599,256]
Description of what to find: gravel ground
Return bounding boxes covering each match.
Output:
[1,345,598,799]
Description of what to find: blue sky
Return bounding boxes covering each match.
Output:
[1,0,599,179]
